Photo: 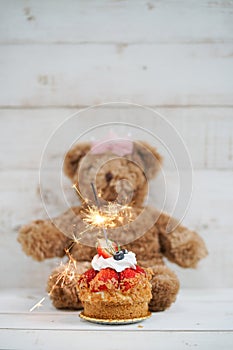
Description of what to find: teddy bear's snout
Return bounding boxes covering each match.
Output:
[105,171,113,182]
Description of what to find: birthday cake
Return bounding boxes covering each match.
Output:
[77,239,152,320]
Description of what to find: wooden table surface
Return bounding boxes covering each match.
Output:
[0,1,233,349]
[0,288,233,349]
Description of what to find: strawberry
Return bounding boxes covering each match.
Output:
[119,267,138,280]
[135,265,146,275]
[119,266,145,291]
[90,268,119,292]
[97,238,118,259]
[83,268,97,284]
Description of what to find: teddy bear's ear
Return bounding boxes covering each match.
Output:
[63,142,91,179]
[132,141,163,180]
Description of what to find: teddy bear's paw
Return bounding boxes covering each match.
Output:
[70,243,96,262]
[47,261,91,310]
[18,220,70,261]
[149,265,180,312]
[160,229,208,268]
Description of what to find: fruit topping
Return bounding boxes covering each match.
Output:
[97,238,118,259]
[135,265,146,275]
[90,268,119,292]
[113,250,125,261]
[119,266,146,291]
[83,268,98,285]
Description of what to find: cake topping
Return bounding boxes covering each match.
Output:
[78,264,147,294]
[83,268,98,285]
[91,251,137,272]
[93,238,137,272]
[113,248,128,260]
[96,238,118,259]
[119,266,146,291]
[90,268,119,292]
[113,250,125,261]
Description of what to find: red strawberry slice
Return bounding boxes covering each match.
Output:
[90,268,119,292]
[97,246,112,259]
[83,268,97,284]
[135,265,146,275]
[97,238,118,259]
[119,266,145,291]
[119,267,137,280]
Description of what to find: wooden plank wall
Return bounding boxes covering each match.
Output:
[0,0,232,289]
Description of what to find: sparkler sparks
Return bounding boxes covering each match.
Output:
[81,203,132,229]
[48,249,77,291]
[29,249,78,312]
[72,183,86,203]
[29,297,46,312]
[72,182,133,245]
[30,182,133,312]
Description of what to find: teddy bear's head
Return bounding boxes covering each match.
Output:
[63,140,162,206]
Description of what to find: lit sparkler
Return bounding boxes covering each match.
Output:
[74,183,132,229]
[81,202,132,229]
[30,182,133,312]
[29,249,78,312]
[90,182,109,243]
[49,249,77,290]
[71,182,133,247]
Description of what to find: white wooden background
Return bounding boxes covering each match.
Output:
[0,0,233,292]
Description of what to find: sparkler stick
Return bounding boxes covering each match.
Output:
[90,182,109,244]
[91,182,101,207]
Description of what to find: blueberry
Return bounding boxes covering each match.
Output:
[113,250,124,261]
[122,249,128,254]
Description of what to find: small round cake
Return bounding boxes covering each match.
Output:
[77,239,152,320]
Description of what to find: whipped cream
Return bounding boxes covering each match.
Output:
[91,252,137,272]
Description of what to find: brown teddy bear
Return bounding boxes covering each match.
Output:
[18,140,207,312]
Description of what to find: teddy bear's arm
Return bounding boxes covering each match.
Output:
[18,219,71,261]
[156,212,208,268]
[18,207,84,261]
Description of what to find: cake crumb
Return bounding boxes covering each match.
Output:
[138,324,144,328]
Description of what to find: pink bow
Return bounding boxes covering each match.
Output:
[91,131,133,157]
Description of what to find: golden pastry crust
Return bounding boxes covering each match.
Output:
[77,267,152,319]
[82,301,150,320]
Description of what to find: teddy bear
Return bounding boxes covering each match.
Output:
[18,139,208,312]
